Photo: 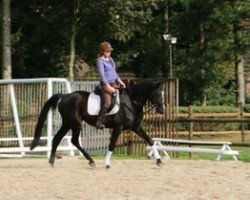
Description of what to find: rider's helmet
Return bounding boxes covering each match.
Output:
[99,41,114,53]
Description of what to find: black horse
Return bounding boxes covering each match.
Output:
[30,80,165,168]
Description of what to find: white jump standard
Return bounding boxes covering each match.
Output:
[147,138,239,161]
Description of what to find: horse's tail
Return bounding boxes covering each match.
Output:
[30,93,63,150]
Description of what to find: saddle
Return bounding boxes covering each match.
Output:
[87,86,120,116]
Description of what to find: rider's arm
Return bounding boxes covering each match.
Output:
[97,58,109,85]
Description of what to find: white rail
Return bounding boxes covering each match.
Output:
[0,79,109,158]
[0,78,72,157]
[147,138,239,161]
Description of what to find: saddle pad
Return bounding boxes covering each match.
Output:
[87,90,120,116]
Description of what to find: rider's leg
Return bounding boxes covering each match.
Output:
[95,88,111,129]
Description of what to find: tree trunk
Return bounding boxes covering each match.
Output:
[236,55,245,106]
[2,0,12,79]
[68,21,76,81]
[199,23,206,106]
[232,0,245,107]
[68,1,78,81]
[162,0,169,78]
[1,0,12,136]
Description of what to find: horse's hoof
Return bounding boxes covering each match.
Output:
[106,165,111,169]
[156,159,164,167]
[49,161,54,168]
[56,155,62,159]
[89,161,96,168]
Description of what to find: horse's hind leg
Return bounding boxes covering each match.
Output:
[49,124,69,166]
[71,127,95,167]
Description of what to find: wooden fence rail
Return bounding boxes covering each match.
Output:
[174,105,250,144]
[122,107,250,156]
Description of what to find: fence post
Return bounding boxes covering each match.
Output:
[127,139,133,156]
[188,105,193,158]
[239,103,245,143]
[9,84,25,156]
[47,79,53,158]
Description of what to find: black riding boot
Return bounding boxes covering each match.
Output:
[95,105,108,130]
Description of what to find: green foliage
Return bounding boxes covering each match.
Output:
[1,0,250,105]
[243,104,250,112]
[108,0,158,42]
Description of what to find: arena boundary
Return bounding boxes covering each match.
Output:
[0,78,178,158]
[147,138,239,161]
[0,78,111,158]
[0,78,73,157]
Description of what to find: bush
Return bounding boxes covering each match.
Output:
[244,104,250,112]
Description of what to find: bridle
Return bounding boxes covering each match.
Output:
[131,90,163,114]
[118,86,164,114]
[146,91,164,114]
[143,106,155,114]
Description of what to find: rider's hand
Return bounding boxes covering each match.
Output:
[120,82,126,88]
[106,84,116,93]
[118,80,126,88]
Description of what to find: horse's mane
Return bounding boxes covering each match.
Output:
[129,80,156,93]
[127,80,157,102]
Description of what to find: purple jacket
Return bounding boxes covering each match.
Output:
[97,57,120,85]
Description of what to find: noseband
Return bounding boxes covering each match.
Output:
[147,90,164,114]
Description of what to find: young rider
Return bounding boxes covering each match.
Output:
[95,41,126,129]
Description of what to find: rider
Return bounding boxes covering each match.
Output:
[95,41,126,129]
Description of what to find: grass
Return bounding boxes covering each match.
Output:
[235,147,250,162]
[90,145,250,163]
[0,145,249,163]
[170,146,250,162]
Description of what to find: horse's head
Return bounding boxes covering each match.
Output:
[128,80,165,114]
[148,81,165,114]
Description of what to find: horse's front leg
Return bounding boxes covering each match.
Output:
[132,126,163,167]
[105,127,122,169]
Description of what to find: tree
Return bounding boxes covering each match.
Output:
[208,0,250,106]
[170,0,250,106]
[230,0,250,106]
[3,0,250,106]
[2,0,12,79]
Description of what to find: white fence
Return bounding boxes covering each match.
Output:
[147,138,239,161]
[0,78,110,157]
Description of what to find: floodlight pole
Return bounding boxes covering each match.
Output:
[169,43,173,78]
[163,34,177,78]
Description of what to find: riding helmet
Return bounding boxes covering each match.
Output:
[99,41,114,52]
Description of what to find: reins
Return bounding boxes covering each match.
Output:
[143,105,155,114]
